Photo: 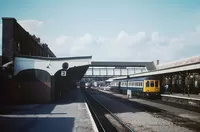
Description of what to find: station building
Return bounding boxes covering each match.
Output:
[111,56,200,95]
[0,17,91,104]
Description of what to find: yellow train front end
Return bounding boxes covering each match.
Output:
[143,80,160,97]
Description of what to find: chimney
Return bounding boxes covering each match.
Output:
[156,60,159,65]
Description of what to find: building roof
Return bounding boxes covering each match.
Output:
[16,55,92,61]
[91,61,156,70]
[157,56,200,70]
[109,56,200,80]
[129,62,200,78]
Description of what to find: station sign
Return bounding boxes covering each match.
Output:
[61,71,67,76]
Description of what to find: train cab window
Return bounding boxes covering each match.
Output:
[155,81,158,87]
[151,81,154,87]
[146,81,149,87]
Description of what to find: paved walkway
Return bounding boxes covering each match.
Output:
[0,88,97,132]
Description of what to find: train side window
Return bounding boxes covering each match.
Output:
[146,81,149,87]
[155,81,158,87]
[151,81,154,87]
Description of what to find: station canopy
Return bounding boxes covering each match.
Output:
[14,55,92,81]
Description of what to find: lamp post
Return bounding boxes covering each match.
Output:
[127,75,130,98]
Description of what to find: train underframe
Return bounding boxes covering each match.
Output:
[110,87,160,99]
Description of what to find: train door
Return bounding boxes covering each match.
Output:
[155,80,160,93]
[144,80,150,92]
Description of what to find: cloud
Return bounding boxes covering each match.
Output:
[1,18,200,63]
[49,28,200,63]
[18,20,44,35]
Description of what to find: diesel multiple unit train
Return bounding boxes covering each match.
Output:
[110,77,160,97]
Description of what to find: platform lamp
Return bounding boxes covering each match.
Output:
[127,75,130,86]
[127,75,130,97]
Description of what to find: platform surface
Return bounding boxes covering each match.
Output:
[161,93,200,101]
[0,88,96,132]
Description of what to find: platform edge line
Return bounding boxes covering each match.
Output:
[84,101,99,132]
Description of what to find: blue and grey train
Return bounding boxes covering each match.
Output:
[110,77,160,97]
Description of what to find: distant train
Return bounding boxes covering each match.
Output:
[110,77,160,97]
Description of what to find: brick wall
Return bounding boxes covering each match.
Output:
[2,17,56,65]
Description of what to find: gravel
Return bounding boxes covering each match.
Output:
[90,91,194,132]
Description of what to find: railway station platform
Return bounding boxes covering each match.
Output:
[161,93,200,108]
[0,88,98,132]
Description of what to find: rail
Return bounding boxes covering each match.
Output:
[83,89,134,132]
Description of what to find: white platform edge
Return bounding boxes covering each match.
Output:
[161,94,200,101]
[84,101,99,132]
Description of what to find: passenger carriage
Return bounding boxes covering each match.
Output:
[110,77,160,97]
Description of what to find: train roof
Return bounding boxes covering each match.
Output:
[113,76,149,82]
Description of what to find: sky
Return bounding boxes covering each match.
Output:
[1,0,200,63]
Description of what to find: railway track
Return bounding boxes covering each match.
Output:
[96,89,200,132]
[82,89,134,132]
[110,88,200,113]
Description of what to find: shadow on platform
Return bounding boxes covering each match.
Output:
[0,117,75,132]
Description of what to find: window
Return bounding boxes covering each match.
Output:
[155,81,158,87]
[146,81,149,87]
[151,81,154,87]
